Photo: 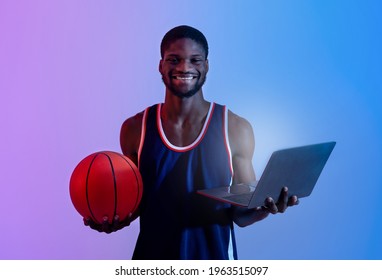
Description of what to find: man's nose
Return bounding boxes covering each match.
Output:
[176,59,193,72]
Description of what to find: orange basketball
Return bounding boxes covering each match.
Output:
[69,151,143,224]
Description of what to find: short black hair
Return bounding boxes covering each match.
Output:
[160,25,209,59]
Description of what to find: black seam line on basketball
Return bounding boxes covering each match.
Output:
[101,152,118,221]
[112,151,141,213]
[86,153,100,223]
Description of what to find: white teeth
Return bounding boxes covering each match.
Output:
[174,76,194,80]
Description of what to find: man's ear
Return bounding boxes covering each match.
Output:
[205,59,209,73]
[159,59,163,75]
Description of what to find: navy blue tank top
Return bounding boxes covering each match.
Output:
[133,102,237,260]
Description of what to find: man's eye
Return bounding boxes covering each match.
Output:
[166,58,178,63]
[191,59,203,64]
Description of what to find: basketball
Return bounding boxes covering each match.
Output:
[69,151,143,224]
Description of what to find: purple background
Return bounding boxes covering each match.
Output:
[1,0,381,259]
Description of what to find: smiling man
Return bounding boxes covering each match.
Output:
[85,25,298,260]
[159,30,208,99]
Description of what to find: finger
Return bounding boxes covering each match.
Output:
[112,215,121,230]
[122,213,132,227]
[118,213,133,228]
[102,216,111,234]
[288,195,299,206]
[264,197,278,214]
[256,206,270,212]
[113,214,120,223]
[84,217,96,228]
[83,217,90,226]
[277,186,289,213]
[84,217,103,232]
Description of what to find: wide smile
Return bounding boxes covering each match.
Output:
[173,76,194,80]
[171,74,198,81]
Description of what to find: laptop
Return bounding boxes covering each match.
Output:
[197,141,336,208]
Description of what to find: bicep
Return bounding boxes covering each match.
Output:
[228,111,256,185]
[119,112,143,166]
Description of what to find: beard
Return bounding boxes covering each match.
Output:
[162,73,207,99]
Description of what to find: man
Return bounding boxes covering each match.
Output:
[85,25,298,259]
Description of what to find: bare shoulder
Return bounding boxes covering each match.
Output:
[228,110,253,134]
[228,110,255,157]
[120,111,145,164]
[121,111,144,132]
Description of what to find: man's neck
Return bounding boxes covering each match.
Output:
[160,90,211,147]
[162,91,210,124]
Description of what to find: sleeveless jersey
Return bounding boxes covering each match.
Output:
[133,102,237,260]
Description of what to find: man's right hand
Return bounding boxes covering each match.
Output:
[83,214,134,234]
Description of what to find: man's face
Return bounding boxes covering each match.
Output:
[159,38,209,99]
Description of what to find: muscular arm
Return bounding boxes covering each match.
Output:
[228,111,256,186]
[120,111,144,166]
[228,111,267,227]
[228,111,298,227]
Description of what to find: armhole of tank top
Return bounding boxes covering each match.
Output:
[223,106,234,182]
[137,107,149,169]
[225,107,236,260]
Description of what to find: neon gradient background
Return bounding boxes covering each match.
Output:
[0,0,381,259]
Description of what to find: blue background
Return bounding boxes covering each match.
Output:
[0,0,381,259]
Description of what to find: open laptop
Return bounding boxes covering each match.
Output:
[197,141,336,208]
